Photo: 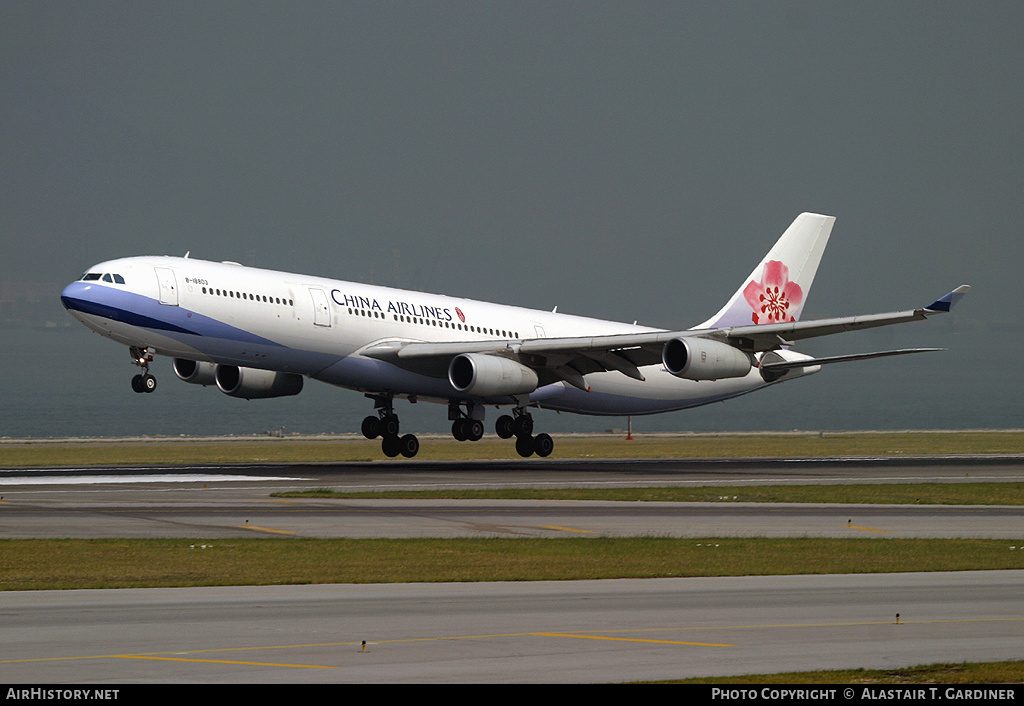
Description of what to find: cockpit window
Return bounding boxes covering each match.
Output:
[85,272,126,284]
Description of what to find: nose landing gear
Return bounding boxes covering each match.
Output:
[129,346,157,393]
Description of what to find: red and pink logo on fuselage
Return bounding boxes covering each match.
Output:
[743,260,803,324]
[455,307,466,323]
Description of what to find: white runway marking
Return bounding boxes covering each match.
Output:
[0,473,298,485]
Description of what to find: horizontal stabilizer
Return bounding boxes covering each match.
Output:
[759,348,944,371]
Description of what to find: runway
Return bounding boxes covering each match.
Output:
[5,572,1024,683]
[1,457,1022,539]
[3,495,1024,539]
[2,457,1023,682]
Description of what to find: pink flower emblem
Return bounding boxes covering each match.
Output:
[742,260,803,324]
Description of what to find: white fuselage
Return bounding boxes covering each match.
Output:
[62,255,800,417]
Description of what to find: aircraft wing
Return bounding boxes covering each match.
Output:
[362,285,970,389]
[695,285,971,352]
[758,347,945,372]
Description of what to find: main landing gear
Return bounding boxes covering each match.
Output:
[129,346,157,393]
[359,397,553,460]
[360,395,419,458]
[449,401,484,442]
[451,402,551,456]
[495,408,553,458]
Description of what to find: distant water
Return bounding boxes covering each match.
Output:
[0,320,1014,439]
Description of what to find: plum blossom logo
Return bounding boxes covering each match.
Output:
[742,260,803,324]
[455,307,466,323]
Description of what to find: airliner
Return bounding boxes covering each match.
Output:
[61,213,969,458]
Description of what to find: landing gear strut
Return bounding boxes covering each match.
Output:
[361,395,418,458]
[502,408,553,458]
[129,346,157,393]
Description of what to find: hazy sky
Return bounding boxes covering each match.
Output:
[1,2,1019,433]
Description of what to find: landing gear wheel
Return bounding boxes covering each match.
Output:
[132,374,156,393]
[515,435,535,458]
[361,415,381,439]
[381,414,400,438]
[381,435,401,458]
[513,415,534,437]
[452,419,468,441]
[466,420,484,442]
[533,433,553,458]
[399,434,419,458]
[495,415,515,439]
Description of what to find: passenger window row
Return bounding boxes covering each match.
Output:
[345,306,518,338]
[201,286,293,307]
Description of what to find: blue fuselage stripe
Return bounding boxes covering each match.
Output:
[62,295,197,335]
[60,282,286,348]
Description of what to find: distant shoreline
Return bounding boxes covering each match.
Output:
[3,428,1023,444]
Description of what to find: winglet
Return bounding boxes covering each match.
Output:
[924,285,971,313]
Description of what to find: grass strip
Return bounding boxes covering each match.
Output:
[669,660,1024,684]
[278,482,1024,505]
[3,537,1024,591]
[1,431,1023,468]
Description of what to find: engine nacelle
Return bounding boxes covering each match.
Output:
[448,353,539,397]
[662,337,753,381]
[173,358,218,386]
[215,365,304,400]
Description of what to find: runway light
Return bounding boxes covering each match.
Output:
[896,613,901,624]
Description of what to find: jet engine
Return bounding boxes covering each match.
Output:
[448,353,539,397]
[214,365,304,399]
[662,337,753,381]
[172,358,218,386]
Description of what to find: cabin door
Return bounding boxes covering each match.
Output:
[155,268,178,306]
[310,288,332,327]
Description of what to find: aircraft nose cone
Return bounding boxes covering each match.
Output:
[60,281,106,322]
[61,281,89,311]
[61,282,78,310]
[60,280,119,335]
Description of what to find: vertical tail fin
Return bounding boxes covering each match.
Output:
[695,213,835,329]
